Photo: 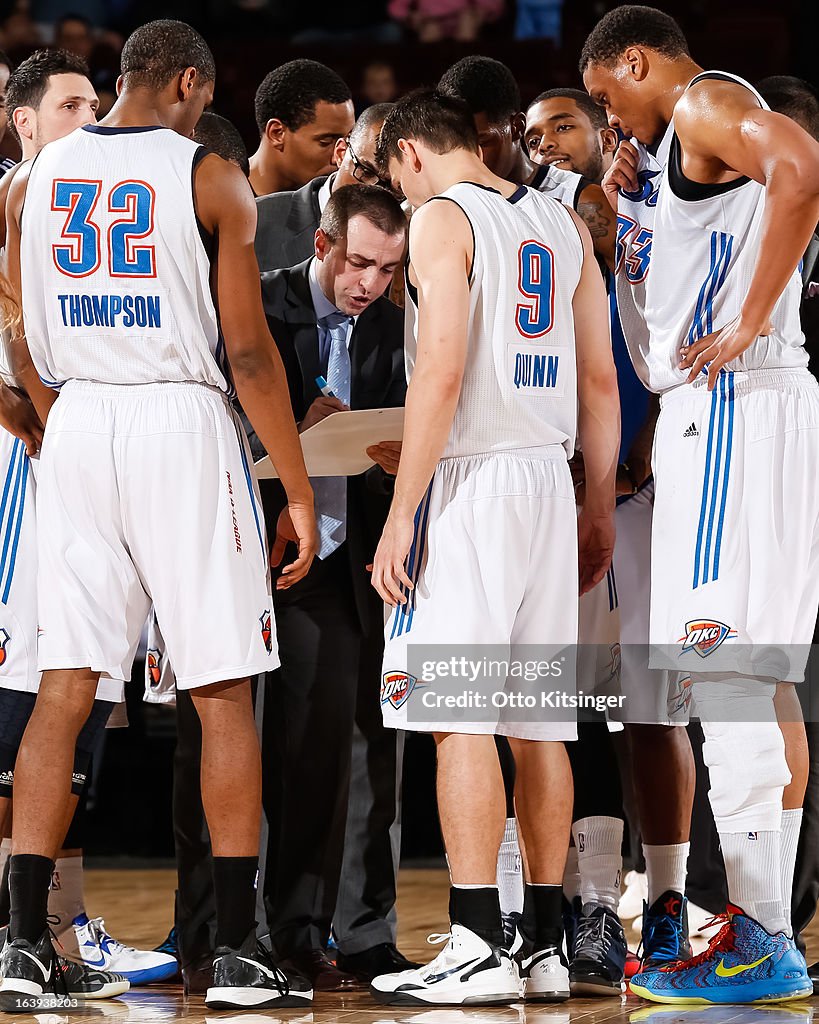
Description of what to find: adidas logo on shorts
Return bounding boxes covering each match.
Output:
[683,423,699,438]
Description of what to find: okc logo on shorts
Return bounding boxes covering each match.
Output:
[0,628,10,667]
[259,611,272,655]
[147,649,162,687]
[668,674,693,716]
[679,619,737,657]
[381,671,416,709]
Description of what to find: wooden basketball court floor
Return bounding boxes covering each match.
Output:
[18,867,818,1024]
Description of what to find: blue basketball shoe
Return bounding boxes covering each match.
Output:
[640,890,692,969]
[630,907,812,1004]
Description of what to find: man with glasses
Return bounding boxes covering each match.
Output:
[255,103,395,274]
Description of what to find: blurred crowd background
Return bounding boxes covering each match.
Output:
[0,0,815,166]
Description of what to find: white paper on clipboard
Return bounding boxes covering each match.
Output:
[254,407,405,479]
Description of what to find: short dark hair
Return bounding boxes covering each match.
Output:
[6,49,89,138]
[579,5,689,73]
[438,56,521,125]
[349,101,393,148]
[529,87,608,131]
[254,59,351,136]
[120,20,215,92]
[376,88,479,172]
[0,51,14,74]
[194,111,250,177]
[320,184,406,244]
[757,76,819,140]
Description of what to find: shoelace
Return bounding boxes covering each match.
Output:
[252,942,290,997]
[426,933,451,946]
[44,918,69,999]
[574,910,618,961]
[640,908,685,963]
[659,914,735,973]
[84,917,133,956]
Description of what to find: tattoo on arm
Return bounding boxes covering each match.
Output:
[577,201,611,240]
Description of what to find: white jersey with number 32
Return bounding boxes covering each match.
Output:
[405,181,584,458]
[20,124,230,392]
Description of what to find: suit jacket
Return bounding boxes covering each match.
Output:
[249,258,406,633]
[254,176,328,274]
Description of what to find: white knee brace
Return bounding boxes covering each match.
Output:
[693,677,790,833]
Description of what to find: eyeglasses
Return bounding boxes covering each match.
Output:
[346,137,392,190]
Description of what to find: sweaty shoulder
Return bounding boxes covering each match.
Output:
[194,152,255,235]
[675,76,761,135]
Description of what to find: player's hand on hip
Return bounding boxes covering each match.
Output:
[0,385,44,456]
[602,140,640,210]
[371,513,415,606]
[679,314,772,390]
[299,396,348,433]
[367,440,402,475]
[272,501,317,589]
[577,508,615,597]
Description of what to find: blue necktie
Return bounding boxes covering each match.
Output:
[315,313,351,558]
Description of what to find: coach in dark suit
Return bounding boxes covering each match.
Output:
[249,185,417,990]
[254,103,393,274]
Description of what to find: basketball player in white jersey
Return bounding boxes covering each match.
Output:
[526,83,704,981]
[582,4,819,1004]
[0,20,316,1012]
[368,89,620,1006]
[0,48,178,990]
[440,58,630,996]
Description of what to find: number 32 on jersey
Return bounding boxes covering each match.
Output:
[51,179,156,279]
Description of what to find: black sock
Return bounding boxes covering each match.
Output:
[449,886,503,947]
[0,854,10,928]
[213,856,258,950]
[9,854,53,944]
[521,883,563,950]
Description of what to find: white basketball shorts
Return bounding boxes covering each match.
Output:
[381,448,578,741]
[650,368,819,682]
[577,545,620,691]
[0,427,122,700]
[0,428,37,694]
[608,480,691,725]
[37,381,276,689]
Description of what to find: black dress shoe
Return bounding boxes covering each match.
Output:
[182,953,214,995]
[280,949,360,991]
[336,943,422,983]
[808,961,819,996]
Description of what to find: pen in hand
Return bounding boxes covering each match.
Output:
[315,375,336,398]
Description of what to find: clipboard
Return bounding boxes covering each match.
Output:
[254,407,405,479]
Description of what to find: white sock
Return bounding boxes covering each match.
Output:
[643,842,689,904]
[780,808,802,937]
[563,845,580,903]
[573,816,623,912]
[496,818,524,916]
[48,855,86,941]
[720,829,788,935]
